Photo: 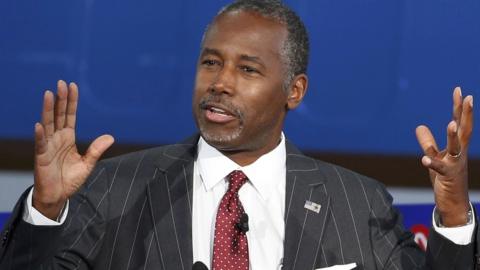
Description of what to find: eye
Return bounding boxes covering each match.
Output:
[240,65,259,74]
[201,59,220,67]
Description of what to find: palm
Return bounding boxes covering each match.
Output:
[416,87,473,226]
[33,81,114,218]
[36,128,86,202]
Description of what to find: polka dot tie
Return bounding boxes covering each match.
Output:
[212,170,249,270]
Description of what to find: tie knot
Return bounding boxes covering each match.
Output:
[227,170,248,194]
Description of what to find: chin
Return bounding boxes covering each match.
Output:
[199,126,244,150]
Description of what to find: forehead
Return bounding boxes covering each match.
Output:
[202,11,288,60]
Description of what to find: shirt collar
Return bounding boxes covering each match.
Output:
[196,133,286,200]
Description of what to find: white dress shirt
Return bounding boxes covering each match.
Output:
[192,136,286,270]
[24,134,475,269]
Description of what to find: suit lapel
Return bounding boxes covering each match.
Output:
[283,141,331,270]
[147,137,198,270]
[144,137,331,270]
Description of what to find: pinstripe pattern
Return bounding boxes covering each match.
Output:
[311,191,330,270]
[329,208,345,264]
[320,246,328,267]
[386,257,400,270]
[282,140,454,270]
[108,156,124,192]
[107,152,146,270]
[63,168,106,233]
[66,159,122,266]
[0,136,476,269]
[182,165,192,215]
[374,250,384,268]
[148,179,167,270]
[143,233,155,270]
[285,175,296,228]
[164,173,185,270]
[146,167,166,270]
[126,197,147,269]
[334,166,365,267]
[64,187,109,255]
[372,188,404,269]
[370,199,400,269]
[292,188,314,270]
[73,232,106,270]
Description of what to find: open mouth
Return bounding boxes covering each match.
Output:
[208,106,231,115]
[203,104,237,123]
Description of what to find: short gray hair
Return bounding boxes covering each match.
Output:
[203,0,310,91]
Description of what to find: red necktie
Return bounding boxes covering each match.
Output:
[212,170,249,270]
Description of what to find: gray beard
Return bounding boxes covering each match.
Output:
[199,123,244,145]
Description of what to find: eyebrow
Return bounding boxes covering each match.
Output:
[201,47,221,58]
[201,47,266,68]
[240,54,266,69]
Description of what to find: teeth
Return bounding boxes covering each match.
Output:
[210,107,227,114]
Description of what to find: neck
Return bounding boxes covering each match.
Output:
[220,134,282,167]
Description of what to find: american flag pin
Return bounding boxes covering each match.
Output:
[304,200,321,213]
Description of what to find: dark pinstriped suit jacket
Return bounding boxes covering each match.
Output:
[0,135,478,269]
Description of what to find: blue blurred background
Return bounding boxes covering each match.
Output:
[1,0,479,156]
[1,0,480,249]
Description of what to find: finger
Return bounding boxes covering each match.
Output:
[34,122,48,155]
[65,82,79,129]
[41,90,55,138]
[452,87,463,124]
[415,125,439,156]
[83,135,115,168]
[422,156,448,175]
[446,120,461,159]
[459,95,474,147]
[54,80,68,130]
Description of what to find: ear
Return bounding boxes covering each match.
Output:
[286,74,308,110]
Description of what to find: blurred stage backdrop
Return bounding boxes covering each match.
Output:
[0,0,479,249]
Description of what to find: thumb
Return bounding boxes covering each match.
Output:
[84,134,115,167]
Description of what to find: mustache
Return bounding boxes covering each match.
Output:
[198,95,244,120]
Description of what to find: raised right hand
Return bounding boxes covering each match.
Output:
[33,80,114,220]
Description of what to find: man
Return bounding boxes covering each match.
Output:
[0,0,477,269]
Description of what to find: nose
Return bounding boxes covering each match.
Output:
[209,63,236,95]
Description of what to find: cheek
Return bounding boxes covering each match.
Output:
[240,85,287,124]
[194,69,213,90]
[193,73,209,101]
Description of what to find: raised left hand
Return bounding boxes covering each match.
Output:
[416,87,474,227]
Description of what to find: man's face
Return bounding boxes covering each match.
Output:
[193,11,289,155]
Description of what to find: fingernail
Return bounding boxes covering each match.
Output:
[458,87,462,97]
[470,96,474,107]
[448,121,457,133]
[422,156,431,166]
